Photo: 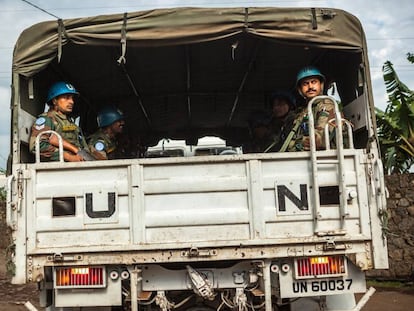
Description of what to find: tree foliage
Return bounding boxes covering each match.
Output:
[407,52,414,64]
[376,56,414,174]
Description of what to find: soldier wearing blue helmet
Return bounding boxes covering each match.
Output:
[29,81,93,161]
[88,106,125,160]
[269,90,297,151]
[280,66,337,152]
[295,66,325,98]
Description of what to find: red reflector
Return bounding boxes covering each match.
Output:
[295,256,346,279]
[55,266,105,288]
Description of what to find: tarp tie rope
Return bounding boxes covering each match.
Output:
[231,41,238,61]
[358,64,365,87]
[28,78,34,100]
[227,41,261,126]
[57,19,66,63]
[117,13,128,65]
[311,8,318,29]
[244,8,249,29]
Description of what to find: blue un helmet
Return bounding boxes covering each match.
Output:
[46,81,79,103]
[97,106,124,128]
[295,66,325,86]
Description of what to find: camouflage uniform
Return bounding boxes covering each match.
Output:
[243,134,278,153]
[88,129,118,160]
[29,110,89,161]
[287,98,336,152]
[270,110,296,151]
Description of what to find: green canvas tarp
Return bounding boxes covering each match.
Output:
[13,7,365,77]
[11,7,373,148]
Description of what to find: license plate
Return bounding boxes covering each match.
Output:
[292,278,353,295]
[278,261,366,298]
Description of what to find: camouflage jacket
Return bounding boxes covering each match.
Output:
[287,98,336,152]
[29,110,88,161]
[270,110,296,151]
[87,129,118,160]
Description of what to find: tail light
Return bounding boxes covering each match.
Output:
[294,255,346,279]
[54,266,106,288]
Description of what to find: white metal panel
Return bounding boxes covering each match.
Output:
[18,108,35,143]
[34,196,130,231]
[145,193,249,227]
[37,229,130,248]
[343,95,368,130]
[143,161,247,180]
[35,167,129,198]
[146,224,250,243]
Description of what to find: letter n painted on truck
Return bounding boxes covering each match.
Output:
[275,181,310,215]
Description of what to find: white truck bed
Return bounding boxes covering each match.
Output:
[8,148,385,259]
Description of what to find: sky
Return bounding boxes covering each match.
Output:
[0,0,413,169]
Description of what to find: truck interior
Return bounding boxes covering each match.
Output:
[11,7,375,164]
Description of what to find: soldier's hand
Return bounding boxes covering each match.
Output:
[303,136,310,150]
[65,152,84,162]
[77,149,96,161]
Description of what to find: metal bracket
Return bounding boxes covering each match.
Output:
[316,229,347,237]
[320,9,337,19]
[47,253,83,262]
[315,239,350,251]
[181,247,217,257]
[324,239,336,251]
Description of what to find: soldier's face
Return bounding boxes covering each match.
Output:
[298,77,323,99]
[53,94,75,114]
[110,119,125,134]
[272,99,290,119]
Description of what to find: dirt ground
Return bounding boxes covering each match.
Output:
[0,252,41,311]
[356,288,414,311]
[1,251,413,311]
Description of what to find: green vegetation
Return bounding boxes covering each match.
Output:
[376,53,414,174]
[367,279,414,291]
[0,188,5,202]
[0,166,5,201]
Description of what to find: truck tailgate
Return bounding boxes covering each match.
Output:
[25,150,370,253]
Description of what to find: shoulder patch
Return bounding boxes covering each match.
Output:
[35,117,46,126]
[94,141,106,152]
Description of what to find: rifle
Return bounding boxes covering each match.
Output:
[279,112,306,152]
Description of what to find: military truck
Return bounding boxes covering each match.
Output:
[6,6,388,311]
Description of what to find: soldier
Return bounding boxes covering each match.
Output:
[88,106,125,160]
[281,66,336,152]
[268,91,296,151]
[243,110,275,153]
[29,81,92,161]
